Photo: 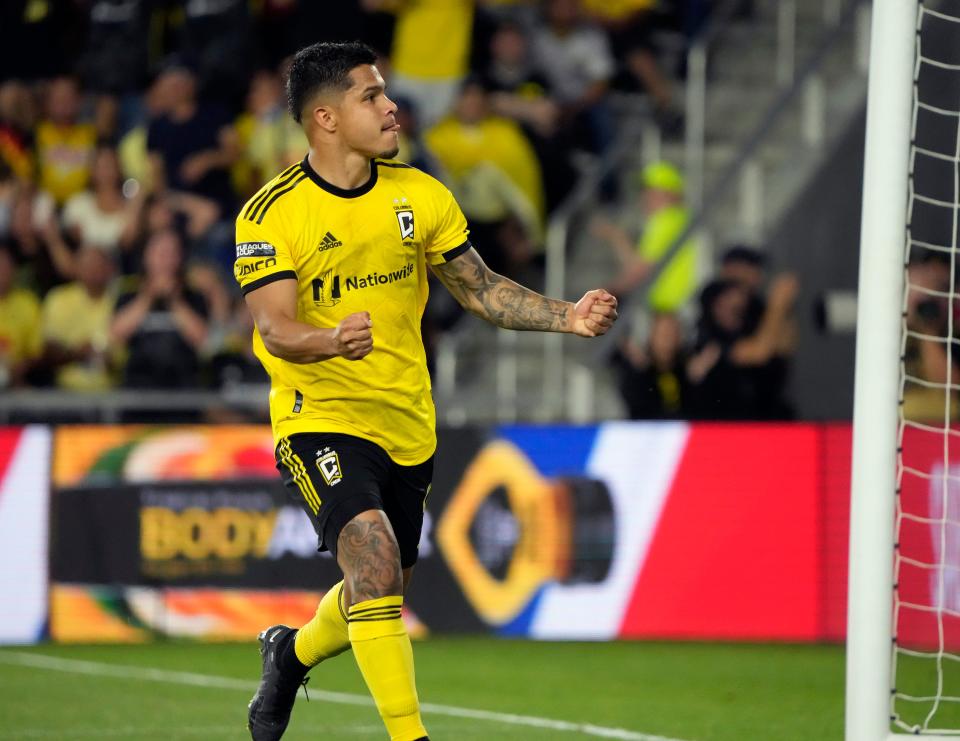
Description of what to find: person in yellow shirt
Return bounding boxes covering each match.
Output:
[0,244,41,388]
[365,0,474,126]
[34,77,97,206]
[240,41,618,741]
[594,160,697,311]
[425,78,545,277]
[233,70,308,199]
[39,246,116,391]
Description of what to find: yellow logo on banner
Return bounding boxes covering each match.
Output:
[140,507,277,561]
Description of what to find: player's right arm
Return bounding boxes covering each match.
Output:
[235,208,372,363]
[244,279,373,363]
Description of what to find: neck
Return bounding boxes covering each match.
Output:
[95,186,121,206]
[307,148,373,191]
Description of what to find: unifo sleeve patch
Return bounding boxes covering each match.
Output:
[234,215,297,295]
[236,242,277,258]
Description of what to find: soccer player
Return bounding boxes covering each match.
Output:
[238,41,618,741]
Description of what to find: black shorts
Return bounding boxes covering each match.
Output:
[275,432,433,569]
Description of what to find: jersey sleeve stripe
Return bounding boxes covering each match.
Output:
[253,172,309,224]
[242,163,303,220]
[240,270,297,296]
[440,240,472,263]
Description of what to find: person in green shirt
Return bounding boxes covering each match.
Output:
[593,160,697,311]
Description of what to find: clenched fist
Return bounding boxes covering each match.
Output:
[571,290,619,337]
[332,312,373,360]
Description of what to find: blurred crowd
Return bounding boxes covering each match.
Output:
[0,0,798,422]
[903,249,960,423]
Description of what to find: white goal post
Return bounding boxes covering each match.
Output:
[847,0,958,739]
[846,0,917,739]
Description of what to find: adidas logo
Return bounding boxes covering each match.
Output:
[318,232,343,251]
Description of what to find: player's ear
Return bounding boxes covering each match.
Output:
[312,103,337,134]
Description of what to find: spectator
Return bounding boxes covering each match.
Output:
[147,65,239,218]
[185,261,233,357]
[62,146,141,257]
[178,0,253,108]
[533,0,616,153]
[0,80,36,183]
[8,180,62,291]
[110,228,208,389]
[207,295,269,391]
[118,74,166,190]
[79,0,153,139]
[686,274,798,419]
[614,312,688,418]
[719,244,799,417]
[367,0,475,126]
[586,0,681,130]
[34,76,97,207]
[903,252,958,421]
[594,161,696,312]
[0,243,41,388]
[425,78,544,278]
[233,68,307,199]
[719,244,769,333]
[39,246,116,391]
[481,21,576,211]
[393,96,440,175]
[483,22,558,137]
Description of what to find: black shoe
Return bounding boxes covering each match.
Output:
[247,625,309,741]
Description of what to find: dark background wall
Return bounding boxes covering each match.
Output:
[773,111,865,421]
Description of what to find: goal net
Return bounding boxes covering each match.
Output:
[893,1,960,735]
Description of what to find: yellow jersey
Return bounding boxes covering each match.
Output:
[0,288,42,368]
[391,0,473,80]
[425,115,545,227]
[637,204,697,312]
[35,120,97,205]
[234,157,470,465]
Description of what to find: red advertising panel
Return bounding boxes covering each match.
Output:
[897,424,960,651]
[619,424,822,640]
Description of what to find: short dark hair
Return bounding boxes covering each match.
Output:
[286,41,378,124]
[721,245,766,268]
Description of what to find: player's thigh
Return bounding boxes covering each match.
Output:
[275,433,391,562]
[381,455,434,570]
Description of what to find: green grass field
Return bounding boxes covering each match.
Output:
[0,638,852,740]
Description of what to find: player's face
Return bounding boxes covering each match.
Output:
[337,65,400,159]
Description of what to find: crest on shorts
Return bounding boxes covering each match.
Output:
[316,448,343,486]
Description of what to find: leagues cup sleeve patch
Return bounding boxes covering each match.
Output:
[236,242,277,258]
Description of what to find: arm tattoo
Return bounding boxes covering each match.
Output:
[337,517,403,604]
[431,248,571,331]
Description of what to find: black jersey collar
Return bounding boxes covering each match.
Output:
[300,156,378,198]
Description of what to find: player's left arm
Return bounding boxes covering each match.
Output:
[430,246,618,337]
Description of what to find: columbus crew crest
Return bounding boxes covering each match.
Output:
[396,209,415,240]
[316,448,343,486]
